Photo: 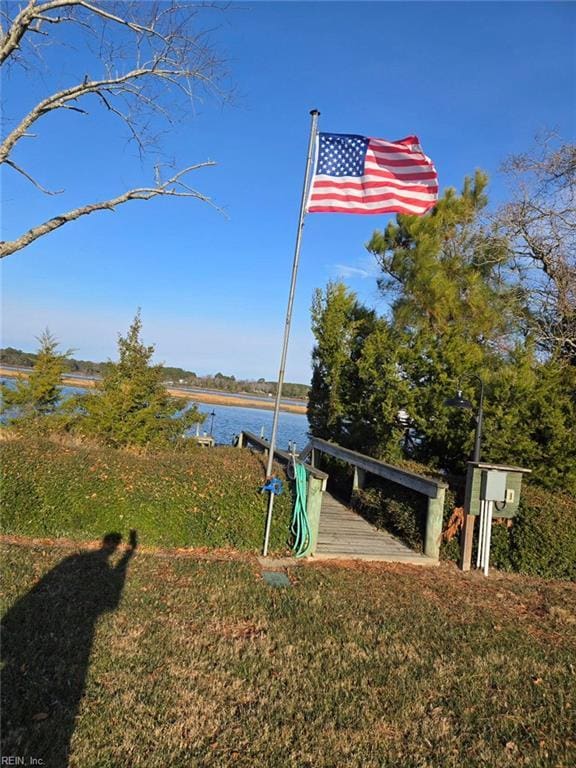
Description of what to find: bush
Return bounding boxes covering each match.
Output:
[68,313,205,448]
[317,454,354,500]
[507,485,576,580]
[439,480,575,580]
[351,483,427,552]
[0,435,293,553]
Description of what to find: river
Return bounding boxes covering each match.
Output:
[0,382,310,451]
[192,402,309,450]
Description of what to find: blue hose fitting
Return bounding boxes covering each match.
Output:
[261,477,284,495]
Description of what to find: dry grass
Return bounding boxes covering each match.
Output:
[2,542,575,767]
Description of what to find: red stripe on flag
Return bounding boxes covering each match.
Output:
[307,204,433,215]
[309,191,435,207]
[312,180,439,194]
[369,135,420,150]
[366,155,434,168]
[355,167,438,182]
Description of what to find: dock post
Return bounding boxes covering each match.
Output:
[424,488,445,560]
[352,466,367,492]
[305,475,324,556]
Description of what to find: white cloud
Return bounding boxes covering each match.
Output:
[330,254,380,281]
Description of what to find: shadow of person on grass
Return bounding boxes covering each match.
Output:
[1,530,137,768]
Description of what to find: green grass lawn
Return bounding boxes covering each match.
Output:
[0,436,293,552]
[2,542,575,767]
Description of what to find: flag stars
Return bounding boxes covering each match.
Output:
[317,133,368,177]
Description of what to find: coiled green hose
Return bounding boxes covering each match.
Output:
[290,462,311,557]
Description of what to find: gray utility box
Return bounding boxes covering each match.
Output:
[465,462,531,519]
[480,470,507,502]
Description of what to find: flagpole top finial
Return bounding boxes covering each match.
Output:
[310,109,320,116]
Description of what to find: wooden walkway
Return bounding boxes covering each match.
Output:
[315,492,438,566]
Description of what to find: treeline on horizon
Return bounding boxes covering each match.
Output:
[0,347,310,400]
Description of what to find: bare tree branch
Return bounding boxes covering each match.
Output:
[1,0,165,65]
[0,65,209,164]
[0,1,229,256]
[0,163,223,258]
[494,138,576,362]
[4,158,64,195]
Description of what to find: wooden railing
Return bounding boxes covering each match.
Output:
[236,431,328,488]
[300,437,447,560]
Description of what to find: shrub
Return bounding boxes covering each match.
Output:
[438,480,575,580]
[0,435,293,553]
[486,520,514,572]
[351,484,426,552]
[508,485,576,580]
[316,454,354,500]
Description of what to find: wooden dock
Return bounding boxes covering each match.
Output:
[315,492,438,566]
[191,435,215,448]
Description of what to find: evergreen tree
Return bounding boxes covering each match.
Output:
[0,330,69,428]
[308,283,375,444]
[352,319,413,461]
[308,171,576,492]
[368,171,519,346]
[367,172,526,471]
[482,347,576,492]
[73,312,205,448]
[308,284,412,458]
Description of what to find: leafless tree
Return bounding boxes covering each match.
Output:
[0,0,228,258]
[495,136,576,363]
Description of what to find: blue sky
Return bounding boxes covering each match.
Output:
[1,1,575,382]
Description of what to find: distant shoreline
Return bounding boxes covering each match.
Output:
[0,368,307,415]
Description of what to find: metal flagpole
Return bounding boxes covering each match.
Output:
[262,108,320,557]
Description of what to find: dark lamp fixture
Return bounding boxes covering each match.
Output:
[444,390,473,410]
[444,376,485,463]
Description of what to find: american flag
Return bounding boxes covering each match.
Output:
[306,133,438,216]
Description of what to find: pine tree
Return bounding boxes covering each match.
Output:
[308,172,576,492]
[367,172,526,471]
[308,283,375,444]
[0,330,69,427]
[368,171,518,345]
[74,312,205,448]
[308,283,413,458]
[352,318,413,460]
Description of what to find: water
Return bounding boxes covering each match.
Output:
[1,381,310,451]
[193,403,309,450]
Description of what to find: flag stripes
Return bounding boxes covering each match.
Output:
[306,133,438,216]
